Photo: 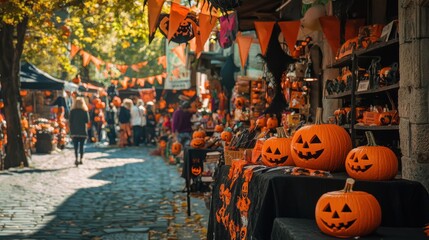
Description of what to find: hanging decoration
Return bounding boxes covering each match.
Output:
[148,0,166,43]
[319,16,340,55]
[236,32,253,69]
[278,20,301,56]
[254,21,275,56]
[90,55,104,70]
[218,13,238,49]
[70,44,80,59]
[80,50,91,67]
[167,2,191,42]
[203,0,240,15]
[158,12,197,44]
[131,61,148,72]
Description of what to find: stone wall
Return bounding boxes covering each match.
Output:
[398,0,429,192]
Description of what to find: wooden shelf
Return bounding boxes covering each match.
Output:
[356,83,399,96]
[325,90,352,99]
[354,125,399,131]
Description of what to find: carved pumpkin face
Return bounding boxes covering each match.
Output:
[345,145,398,181]
[171,141,182,155]
[315,180,382,238]
[220,131,233,142]
[159,140,167,149]
[261,137,294,167]
[158,13,197,44]
[192,130,206,139]
[191,166,202,176]
[190,138,205,149]
[214,124,224,133]
[291,124,352,172]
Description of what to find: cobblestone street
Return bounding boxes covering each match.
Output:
[0,144,209,240]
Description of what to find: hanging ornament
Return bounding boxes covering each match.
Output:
[158,13,197,44]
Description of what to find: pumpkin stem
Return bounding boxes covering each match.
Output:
[315,107,324,125]
[343,178,355,193]
[365,131,377,146]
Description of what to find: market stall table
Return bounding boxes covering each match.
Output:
[207,165,429,240]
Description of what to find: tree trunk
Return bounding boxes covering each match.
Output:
[0,19,29,169]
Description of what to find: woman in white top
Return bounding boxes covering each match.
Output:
[130,98,145,146]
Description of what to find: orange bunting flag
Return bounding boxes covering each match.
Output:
[80,51,91,67]
[172,44,187,65]
[106,62,114,71]
[236,32,254,69]
[121,77,129,89]
[70,44,80,59]
[168,2,190,42]
[116,65,129,75]
[278,20,302,55]
[147,76,155,85]
[131,61,148,72]
[319,16,341,55]
[161,72,167,78]
[156,75,163,85]
[148,0,166,43]
[158,56,167,68]
[254,21,275,56]
[198,13,218,50]
[111,80,119,86]
[90,56,104,70]
[137,78,145,87]
[130,78,137,88]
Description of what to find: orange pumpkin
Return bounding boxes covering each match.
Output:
[190,137,205,149]
[345,131,398,181]
[191,166,202,176]
[72,76,81,84]
[159,140,167,149]
[291,107,352,172]
[315,178,381,238]
[25,105,33,113]
[51,106,59,114]
[261,137,294,167]
[220,131,233,142]
[20,90,28,97]
[214,124,224,133]
[192,130,206,139]
[171,141,182,155]
[44,90,52,97]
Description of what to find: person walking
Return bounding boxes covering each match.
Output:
[145,102,156,146]
[172,101,194,146]
[130,98,145,146]
[69,97,90,167]
[118,98,133,147]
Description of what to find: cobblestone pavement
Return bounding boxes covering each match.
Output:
[0,144,210,240]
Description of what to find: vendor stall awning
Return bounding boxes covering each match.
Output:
[20,62,78,92]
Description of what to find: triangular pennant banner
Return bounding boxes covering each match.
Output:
[148,0,166,43]
[137,78,145,87]
[278,20,301,55]
[90,56,104,70]
[168,2,190,42]
[131,61,148,72]
[158,56,167,68]
[236,32,253,69]
[129,78,136,88]
[172,44,187,65]
[70,44,80,59]
[319,16,340,55]
[254,21,275,56]
[198,13,218,49]
[80,51,91,67]
[116,65,129,75]
[147,76,155,84]
[156,75,163,85]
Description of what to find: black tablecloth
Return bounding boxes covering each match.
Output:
[207,165,429,240]
[271,218,428,240]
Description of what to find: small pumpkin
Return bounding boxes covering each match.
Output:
[191,166,202,176]
[291,107,352,172]
[171,141,182,155]
[261,136,294,167]
[220,131,233,142]
[20,90,28,97]
[190,137,205,149]
[266,115,279,129]
[192,130,206,139]
[159,139,167,149]
[234,97,245,109]
[315,178,382,238]
[345,131,398,181]
[214,124,224,133]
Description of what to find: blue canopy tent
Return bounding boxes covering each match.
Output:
[20,62,78,92]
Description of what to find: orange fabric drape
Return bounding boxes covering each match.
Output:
[278,20,301,55]
[254,21,275,56]
[168,2,190,42]
[236,32,253,69]
[319,16,341,55]
[148,0,166,42]
[345,18,365,41]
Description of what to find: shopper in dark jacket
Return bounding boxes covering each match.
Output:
[69,97,90,167]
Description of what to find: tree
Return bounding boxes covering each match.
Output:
[0,0,166,169]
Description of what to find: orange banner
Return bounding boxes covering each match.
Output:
[198,13,218,50]
[147,76,155,85]
[80,51,91,67]
[90,56,104,70]
[116,65,129,75]
[254,21,275,56]
[236,32,253,69]
[131,61,148,72]
[172,44,187,65]
[156,75,163,85]
[278,20,301,55]
[319,16,341,55]
[158,56,167,68]
[168,2,190,42]
[70,44,80,59]
[148,0,166,42]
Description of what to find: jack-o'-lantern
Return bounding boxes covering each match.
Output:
[234,97,245,110]
[220,131,233,142]
[315,178,381,238]
[266,115,278,129]
[72,76,81,84]
[20,90,28,97]
[192,130,206,139]
[214,124,224,133]
[158,13,197,44]
[345,131,398,181]
[171,141,182,155]
[291,107,352,172]
[261,137,294,167]
[190,137,205,149]
[159,139,167,149]
[191,166,202,176]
